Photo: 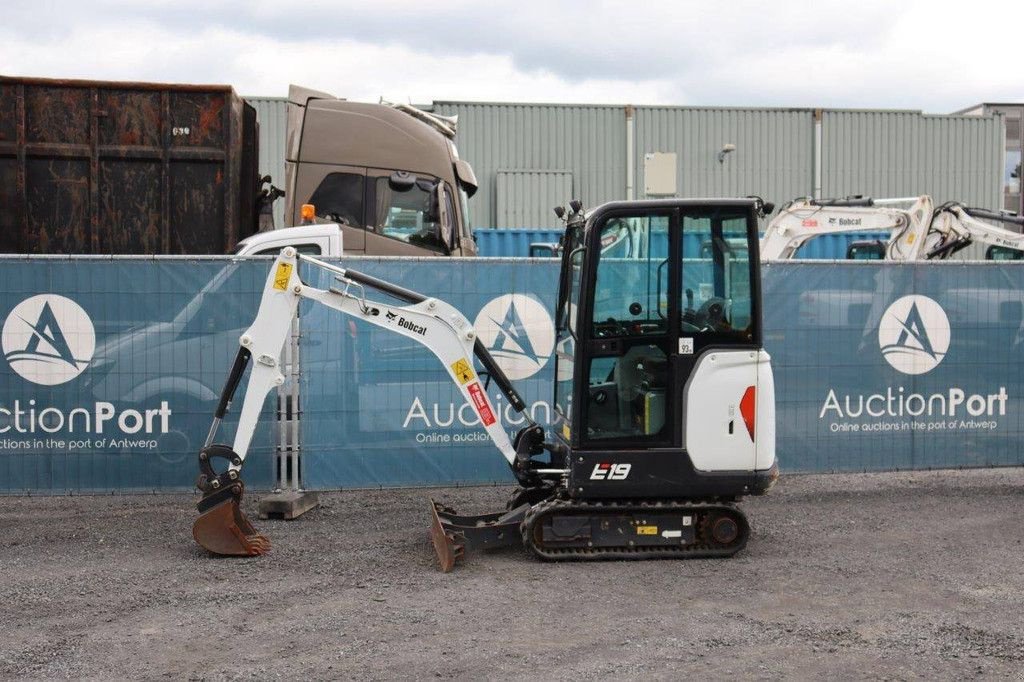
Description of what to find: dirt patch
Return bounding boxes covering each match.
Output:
[2,468,1023,679]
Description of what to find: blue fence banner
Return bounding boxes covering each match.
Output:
[0,257,276,492]
[0,256,1021,493]
[764,261,1024,471]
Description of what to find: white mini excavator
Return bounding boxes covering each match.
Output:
[192,198,779,570]
[761,194,1024,262]
[923,202,1024,260]
[759,195,935,261]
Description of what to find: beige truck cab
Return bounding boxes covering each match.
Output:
[284,85,478,257]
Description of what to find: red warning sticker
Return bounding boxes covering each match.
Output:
[467,382,496,426]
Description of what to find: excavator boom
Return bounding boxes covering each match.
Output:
[925,203,1024,260]
[192,248,539,559]
[760,196,934,261]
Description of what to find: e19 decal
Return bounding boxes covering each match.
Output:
[590,463,631,480]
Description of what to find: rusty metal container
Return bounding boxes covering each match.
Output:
[0,76,260,254]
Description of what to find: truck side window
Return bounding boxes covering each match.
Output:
[308,173,365,227]
[372,177,445,252]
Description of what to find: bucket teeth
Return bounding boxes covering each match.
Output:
[193,494,270,557]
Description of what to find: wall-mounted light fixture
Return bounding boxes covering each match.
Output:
[717,143,736,164]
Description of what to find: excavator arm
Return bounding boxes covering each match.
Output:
[760,196,934,261]
[925,204,1024,259]
[193,247,548,557]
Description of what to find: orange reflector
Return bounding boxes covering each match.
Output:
[739,386,756,441]
[300,203,316,224]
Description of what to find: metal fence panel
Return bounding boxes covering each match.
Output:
[765,260,1023,471]
[298,258,559,487]
[2,258,1022,493]
[296,259,1024,487]
[0,257,275,493]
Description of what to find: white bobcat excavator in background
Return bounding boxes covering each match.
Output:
[761,194,1024,262]
[759,195,935,261]
[923,203,1024,260]
[192,198,779,570]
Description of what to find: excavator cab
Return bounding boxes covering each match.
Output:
[435,198,778,567]
[193,198,778,569]
[550,199,775,500]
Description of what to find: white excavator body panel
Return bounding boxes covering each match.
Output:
[685,349,774,473]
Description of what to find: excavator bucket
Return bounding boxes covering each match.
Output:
[192,448,270,557]
[193,484,270,556]
[193,443,270,556]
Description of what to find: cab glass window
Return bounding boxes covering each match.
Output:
[308,173,365,226]
[590,214,670,337]
[681,211,754,339]
[585,345,668,440]
[554,245,583,424]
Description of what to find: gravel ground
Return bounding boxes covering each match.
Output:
[2,468,1023,680]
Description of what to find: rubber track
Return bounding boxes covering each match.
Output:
[521,498,749,561]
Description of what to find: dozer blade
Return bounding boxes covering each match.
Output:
[193,485,270,557]
[429,498,528,572]
[429,499,465,572]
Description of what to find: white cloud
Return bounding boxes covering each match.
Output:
[1,0,1022,110]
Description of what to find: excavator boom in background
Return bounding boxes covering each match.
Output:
[193,198,779,570]
[761,194,1024,262]
[924,203,1024,260]
[759,195,934,261]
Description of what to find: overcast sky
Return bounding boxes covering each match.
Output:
[2,1,1022,111]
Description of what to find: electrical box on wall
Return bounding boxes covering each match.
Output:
[644,152,677,196]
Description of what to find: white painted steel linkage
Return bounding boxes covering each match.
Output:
[223,247,519,473]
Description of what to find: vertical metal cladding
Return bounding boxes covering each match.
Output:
[821,110,1003,209]
[633,107,816,205]
[822,110,1004,260]
[494,170,573,228]
[247,97,289,229]
[431,102,627,228]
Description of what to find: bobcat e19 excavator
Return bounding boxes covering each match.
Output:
[192,198,779,570]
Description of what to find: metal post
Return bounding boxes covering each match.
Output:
[260,307,318,520]
[274,313,302,491]
[625,105,635,200]
[813,109,823,200]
